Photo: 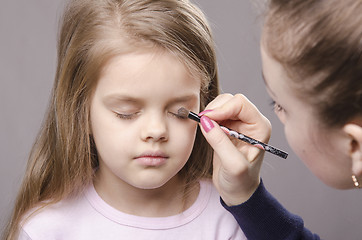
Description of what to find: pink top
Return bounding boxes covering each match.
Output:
[20,180,246,239]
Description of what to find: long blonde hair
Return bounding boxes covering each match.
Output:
[4,0,219,239]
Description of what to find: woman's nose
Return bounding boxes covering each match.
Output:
[141,113,168,142]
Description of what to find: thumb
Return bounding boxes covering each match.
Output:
[199,116,248,166]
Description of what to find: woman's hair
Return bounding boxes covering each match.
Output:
[4,0,218,238]
[262,0,362,127]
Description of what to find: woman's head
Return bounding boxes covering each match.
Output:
[262,0,362,127]
[261,0,362,188]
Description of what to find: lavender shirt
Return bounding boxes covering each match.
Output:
[20,180,246,240]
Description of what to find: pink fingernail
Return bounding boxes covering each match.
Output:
[198,109,213,116]
[200,116,214,133]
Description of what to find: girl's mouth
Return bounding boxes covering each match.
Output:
[134,151,169,167]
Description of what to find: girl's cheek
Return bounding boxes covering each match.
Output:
[175,121,197,139]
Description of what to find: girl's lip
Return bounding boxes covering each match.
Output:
[135,151,169,159]
[134,151,169,167]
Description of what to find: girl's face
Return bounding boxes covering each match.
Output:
[261,44,353,189]
[90,49,200,190]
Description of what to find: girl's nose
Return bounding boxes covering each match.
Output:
[141,113,168,142]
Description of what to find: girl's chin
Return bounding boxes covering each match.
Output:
[126,174,176,190]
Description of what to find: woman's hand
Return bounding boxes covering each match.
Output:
[200,93,271,206]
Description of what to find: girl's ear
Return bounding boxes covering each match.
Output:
[343,122,362,177]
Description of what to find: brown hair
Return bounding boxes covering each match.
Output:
[263,0,362,127]
[4,0,218,238]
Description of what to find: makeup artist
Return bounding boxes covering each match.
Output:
[198,0,362,239]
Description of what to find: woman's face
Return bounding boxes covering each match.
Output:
[90,48,200,191]
[261,44,353,189]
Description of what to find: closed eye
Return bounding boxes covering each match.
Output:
[168,111,187,120]
[115,111,187,120]
[115,112,138,120]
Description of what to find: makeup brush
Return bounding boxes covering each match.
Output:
[177,107,288,159]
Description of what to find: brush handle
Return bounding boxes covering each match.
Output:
[188,111,201,122]
[220,126,288,159]
[187,110,288,159]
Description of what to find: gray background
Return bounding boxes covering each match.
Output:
[1,1,361,239]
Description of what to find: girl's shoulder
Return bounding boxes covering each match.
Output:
[20,189,91,239]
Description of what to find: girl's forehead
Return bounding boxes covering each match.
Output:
[95,49,201,98]
[100,47,185,74]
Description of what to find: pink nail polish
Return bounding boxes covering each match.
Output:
[198,109,213,116]
[200,116,214,133]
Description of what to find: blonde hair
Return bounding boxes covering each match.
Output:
[4,0,218,238]
[263,0,362,127]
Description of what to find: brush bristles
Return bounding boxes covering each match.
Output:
[177,107,190,119]
[177,107,201,123]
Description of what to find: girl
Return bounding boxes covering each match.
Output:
[4,0,271,239]
[199,0,362,239]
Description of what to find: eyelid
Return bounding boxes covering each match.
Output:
[168,111,187,120]
[111,105,141,120]
[114,110,186,120]
[115,112,139,120]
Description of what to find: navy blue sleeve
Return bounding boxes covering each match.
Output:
[221,180,320,240]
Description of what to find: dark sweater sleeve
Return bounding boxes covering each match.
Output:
[221,180,320,240]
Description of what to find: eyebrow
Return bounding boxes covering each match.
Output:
[103,94,199,106]
[261,72,276,97]
[167,95,199,105]
[103,95,140,105]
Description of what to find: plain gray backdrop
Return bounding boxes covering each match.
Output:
[1,0,361,239]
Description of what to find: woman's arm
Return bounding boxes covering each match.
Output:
[222,180,320,240]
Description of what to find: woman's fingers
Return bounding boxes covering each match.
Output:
[200,116,249,168]
[204,94,263,122]
[203,93,271,144]
[199,93,270,205]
